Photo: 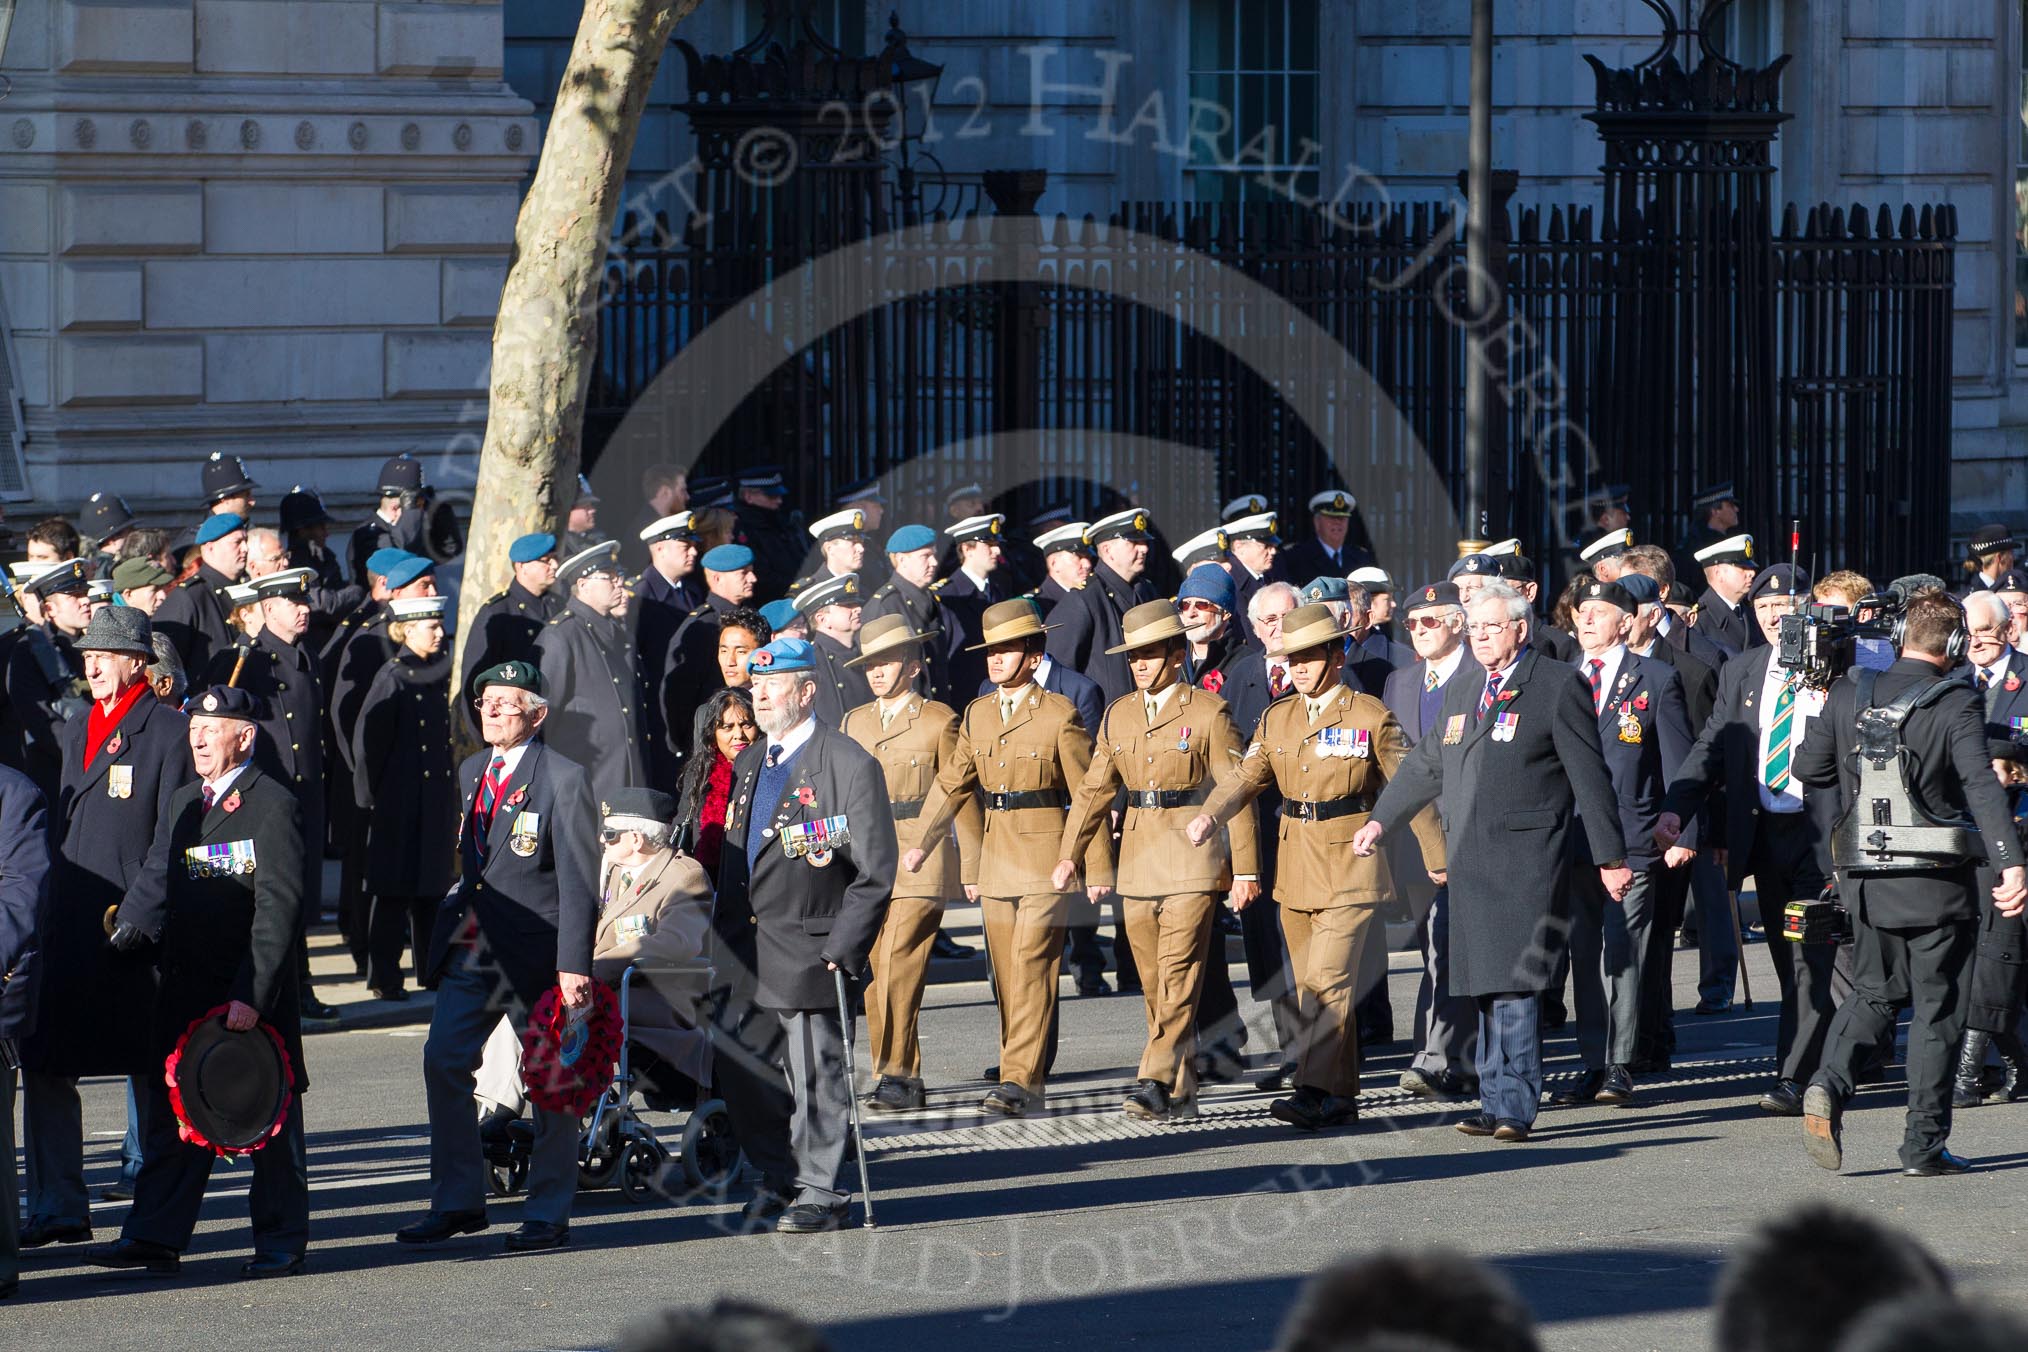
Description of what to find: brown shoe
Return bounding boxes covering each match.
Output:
[1802,1084,1843,1172]
[1492,1121,1531,1142]
[1454,1113,1498,1137]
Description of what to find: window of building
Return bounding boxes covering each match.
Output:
[743,0,867,57]
[1186,0,1321,203]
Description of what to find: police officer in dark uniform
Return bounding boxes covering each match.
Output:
[1793,589,2028,1176]
[200,452,258,523]
[276,487,363,655]
[347,453,431,584]
[465,533,562,695]
[798,573,871,728]
[534,540,643,804]
[0,561,93,811]
[787,508,869,599]
[562,473,609,559]
[82,493,142,575]
[1675,481,1741,590]
[862,524,961,705]
[938,513,1006,697]
[153,513,247,680]
[1046,508,1160,707]
[733,466,803,600]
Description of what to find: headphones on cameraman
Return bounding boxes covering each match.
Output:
[1888,596,1969,665]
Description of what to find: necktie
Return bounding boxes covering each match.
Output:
[767,745,783,768]
[1144,693,1160,725]
[1000,693,1016,724]
[1979,669,1994,692]
[201,784,216,812]
[1306,697,1324,726]
[1269,664,1290,698]
[473,754,507,854]
[1478,671,1504,720]
[1764,676,1798,793]
[1425,666,1440,693]
[1588,658,1604,714]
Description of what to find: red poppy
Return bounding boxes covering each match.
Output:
[2008,675,2022,693]
[221,791,241,814]
[796,785,816,806]
[505,787,528,808]
[1632,692,1649,710]
[1200,669,1225,694]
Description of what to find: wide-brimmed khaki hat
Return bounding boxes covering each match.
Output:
[964,598,1054,651]
[1104,600,1187,655]
[847,613,937,667]
[1271,602,1355,658]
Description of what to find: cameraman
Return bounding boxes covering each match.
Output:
[1791,589,2028,1175]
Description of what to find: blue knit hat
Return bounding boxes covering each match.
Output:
[1176,566,1236,612]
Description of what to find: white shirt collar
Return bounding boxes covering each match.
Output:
[1428,645,1466,685]
[961,565,992,592]
[1577,643,1627,697]
[765,715,817,762]
[1033,654,1056,685]
[1983,653,2013,684]
[202,762,249,800]
[483,740,533,781]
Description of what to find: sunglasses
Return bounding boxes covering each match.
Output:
[1177,600,1222,613]
[1404,614,1451,630]
[598,827,628,844]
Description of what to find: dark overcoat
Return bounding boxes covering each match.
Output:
[808,631,871,729]
[206,627,327,916]
[0,763,50,1042]
[352,652,458,899]
[153,562,239,680]
[1372,647,1626,997]
[862,574,961,705]
[24,694,190,1075]
[534,596,644,804]
[1044,561,1156,706]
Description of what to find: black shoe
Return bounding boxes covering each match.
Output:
[85,1238,179,1275]
[929,931,975,960]
[1597,1065,1636,1106]
[0,1278,15,1300]
[394,1209,489,1245]
[1759,1078,1804,1116]
[1541,999,1569,1032]
[866,1076,924,1113]
[1215,908,1243,936]
[1076,973,1111,997]
[1902,1150,1973,1178]
[1802,1083,1843,1172]
[1270,1085,1356,1130]
[477,1104,520,1144]
[1123,1079,1172,1121]
[1399,1067,1472,1100]
[1454,1112,1499,1137]
[1693,996,1733,1016]
[21,1217,92,1248]
[981,1082,1031,1117]
[1254,1060,1297,1093]
[979,1063,1000,1082]
[503,1221,568,1252]
[100,1182,134,1203]
[299,994,340,1022]
[1551,1069,1606,1106]
[737,1185,794,1233]
[241,1252,305,1279]
[776,1202,851,1234]
[367,986,410,1003]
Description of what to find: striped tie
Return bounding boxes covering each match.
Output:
[474,754,507,852]
[1478,671,1503,720]
[1763,677,1798,792]
[1587,658,1604,714]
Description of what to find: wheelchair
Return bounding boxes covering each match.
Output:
[484,961,744,1206]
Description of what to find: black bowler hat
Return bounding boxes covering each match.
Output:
[201,452,258,504]
[166,1009,296,1156]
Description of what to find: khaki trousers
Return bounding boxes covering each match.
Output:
[865,897,946,1081]
[1120,892,1216,1101]
[980,893,1071,1095]
[1280,902,1379,1098]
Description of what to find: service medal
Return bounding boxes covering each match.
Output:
[1442,714,1466,745]
[107,764,133,799]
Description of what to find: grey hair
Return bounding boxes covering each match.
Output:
[1472,581,1531,623]
[148,633,187,700]
[633,822,673,850]
[246,526,284,558]
[1963,589,2011,630]
[1248,580,1300,623]
[1344,581,1372,613]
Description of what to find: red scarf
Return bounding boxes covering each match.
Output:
[85,681,149,768]
[695,752,735,875]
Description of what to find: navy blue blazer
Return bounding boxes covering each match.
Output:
[1975,649,2028,741]
[1574,649,1697,868]
[0,763,49,1041]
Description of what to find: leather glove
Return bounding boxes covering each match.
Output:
[108,922,150,953]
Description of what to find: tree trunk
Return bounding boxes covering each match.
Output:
[453,0,699,702]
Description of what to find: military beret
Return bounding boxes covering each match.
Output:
[24,558,89,598]
[511,532,558,563]
[1402,581,1462,613]
[794,572,861,615]
[364,547,409,578]
[746,636,816,676]
[1992,567,2028,595]
[111,556,175,592]
[1750,563,1811,601]
[701,543,755,572]
[603,787,678,834]
[473,660,542,697]
[1576,578,1637,614]
[758,598,802,632]
[187,684,263,722]
[1454,553,1502,578]
[1494,554,1536,582]
[195,513,247,545]
[1299,576,1349,604]
[1176,566,1236,612]
[885,524,937,555]
[1988,736,2028,766]
[382,553,435,592]
[1616,572,1662,606]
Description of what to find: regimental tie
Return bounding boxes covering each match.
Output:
[1587,658,1605,714]
[1425,666,1441,693]
[1269,664,1290,698]
[201,784,216,812]
[1763,675,1798,792]
[473,754,506,855]
[1478,671,1504,720]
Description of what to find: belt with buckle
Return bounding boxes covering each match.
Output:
[1125,787,1208,811]
[1280,795,1374,823]
[985,789,1069,812]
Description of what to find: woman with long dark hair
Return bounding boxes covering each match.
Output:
[675,687,756,877]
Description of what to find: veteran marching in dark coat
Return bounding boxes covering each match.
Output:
[20,608,188,1248]
[711,638,897,1233]
[399,662,600,1254]
[0,760,50,1299]
[91,688,310,1278]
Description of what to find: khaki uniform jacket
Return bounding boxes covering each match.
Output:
[909,685,1115,895]
[591,849,714,1086]
[843,695,982,900]
[1202,685,1445,907]
[1060,683,1260,895]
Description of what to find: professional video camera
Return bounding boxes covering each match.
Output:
[1775,591,1900,688]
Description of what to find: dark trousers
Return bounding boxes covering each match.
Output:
[123,1076,309,1256]
[1748,811,1837,1083]
[367,893,436,992]
[707,983,797,1197]
[338,828,370,970]
[1474,992,1542,1128]
[1411,885,1478,1077]
[1571,862,1657,1070]
[1814,916,1976,1167]
[1,1061,18,1289]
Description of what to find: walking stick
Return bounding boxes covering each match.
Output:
[834,966,876,1228]
[1726,882,1755,1012]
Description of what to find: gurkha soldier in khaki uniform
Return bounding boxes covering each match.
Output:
[1053,601,1260,1122]
[1187,603,1447,1131]
[841,614,982,1113]
[900,599,1114,1118]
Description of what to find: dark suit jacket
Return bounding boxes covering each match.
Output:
[428,739,601,1012]
[1694,585,1756,654]
[154,765,307,1087]
[0,765,49,1042]
[1661,612,1733,671]
[26,694,190,1075]
[712,722,897,1011]
[1575,649,1697,868]
[1793,658,2023,927]
[982,661,1104,737]
[1045,562,1156,706]
[1975,649,2028,740]
[1218,648,1289,739]
[936,569,1000,697]
[1373,648,1626,997]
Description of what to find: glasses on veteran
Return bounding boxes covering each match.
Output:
[1465,620,1515,637]
[475,697,532,715]
[598,827,627,844]
[1177,600,1221,613]
[1405,615,1452,630]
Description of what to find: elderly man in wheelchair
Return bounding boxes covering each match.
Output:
[473,788,741,1202]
